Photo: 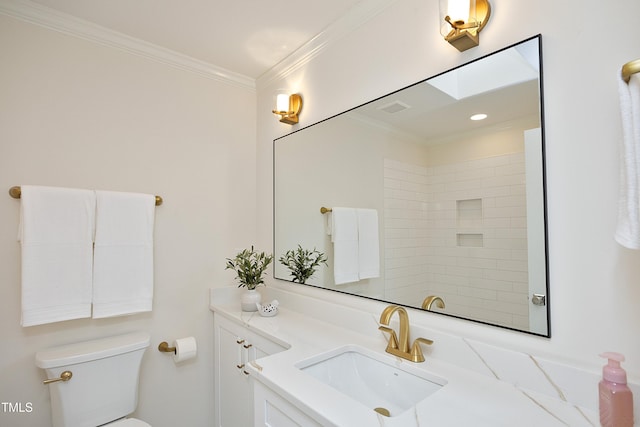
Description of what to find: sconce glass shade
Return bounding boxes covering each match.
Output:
[275,93,290,114]
[446,0,474,24]
[273,93,303,125]
[439,0,491,52]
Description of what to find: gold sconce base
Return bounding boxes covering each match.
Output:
[445,30,480,52]
[279,114,300,125]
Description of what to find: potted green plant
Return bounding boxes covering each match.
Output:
[225,246,273,311]
[279,245,328,284]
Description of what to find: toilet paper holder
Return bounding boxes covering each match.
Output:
[158,341,176,354]
[158,337,197,363]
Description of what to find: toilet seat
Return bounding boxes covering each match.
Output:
[107,418,151,426]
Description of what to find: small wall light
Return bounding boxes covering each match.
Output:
[439,0,491,52]
[272,92,303,125]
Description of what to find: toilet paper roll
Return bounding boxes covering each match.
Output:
[173,336,197,363]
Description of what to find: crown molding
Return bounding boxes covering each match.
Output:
[0,0,400,91]
[0,0,256,90]
[257,0,399,88]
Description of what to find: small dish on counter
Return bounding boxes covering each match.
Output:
[256,300,279,317]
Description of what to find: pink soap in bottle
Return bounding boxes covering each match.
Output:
[599,352,634,427]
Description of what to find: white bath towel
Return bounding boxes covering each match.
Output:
[615,73,640,249]
[18,186,95,326]
[357,208,380,279]
[93,190,155,318]
[330,207,360,285]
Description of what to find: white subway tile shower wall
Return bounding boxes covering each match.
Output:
[384,152,529,329]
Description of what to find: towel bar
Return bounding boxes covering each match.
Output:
[8,186,163,206]
[622,59,640,83]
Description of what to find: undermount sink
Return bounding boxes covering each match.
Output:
[296,345,447,418]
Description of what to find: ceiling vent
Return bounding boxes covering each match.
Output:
[377,101,411,114]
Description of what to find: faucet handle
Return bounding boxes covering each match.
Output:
[410,337,434,363]
[378,326,399,350]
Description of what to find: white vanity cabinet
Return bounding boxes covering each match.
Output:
[213,312,287,427]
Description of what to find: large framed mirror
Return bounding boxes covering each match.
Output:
[274,35,549,336]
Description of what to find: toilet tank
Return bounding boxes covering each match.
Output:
[35,332,150,427]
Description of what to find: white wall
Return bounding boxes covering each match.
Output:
[0,14,256,427]
[257,0,640,381]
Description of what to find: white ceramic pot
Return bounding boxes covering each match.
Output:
[240,289,261,312]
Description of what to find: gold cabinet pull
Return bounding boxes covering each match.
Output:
[236,339,245,345]
[236,364,245,369]
[243,343,252,349]
[43,370,72,385]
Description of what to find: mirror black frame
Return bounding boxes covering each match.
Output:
[273,35,550,337]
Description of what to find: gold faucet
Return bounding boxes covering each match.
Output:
[422,295,445,311]
[378,305,433,363]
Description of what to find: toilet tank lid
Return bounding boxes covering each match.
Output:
[35,332,150,369]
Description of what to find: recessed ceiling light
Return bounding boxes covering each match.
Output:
[470,113,487,121]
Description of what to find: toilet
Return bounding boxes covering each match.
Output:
[35,332,151,427]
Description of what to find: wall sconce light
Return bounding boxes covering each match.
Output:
[272,92,303,125]
[439,0,491,52]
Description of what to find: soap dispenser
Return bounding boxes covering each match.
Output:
[599,352,634,427]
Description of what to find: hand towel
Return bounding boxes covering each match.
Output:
[93,190,155,318]
[18,185,95,326]
[357,208,380,279]
[330,207,360,285]
[615,73,640,249]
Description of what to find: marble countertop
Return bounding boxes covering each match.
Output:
[210,286,601,426]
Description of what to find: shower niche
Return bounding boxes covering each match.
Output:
[456,198,483,248]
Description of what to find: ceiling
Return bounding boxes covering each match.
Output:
[24,0,368,79]
[350,37,542,143]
